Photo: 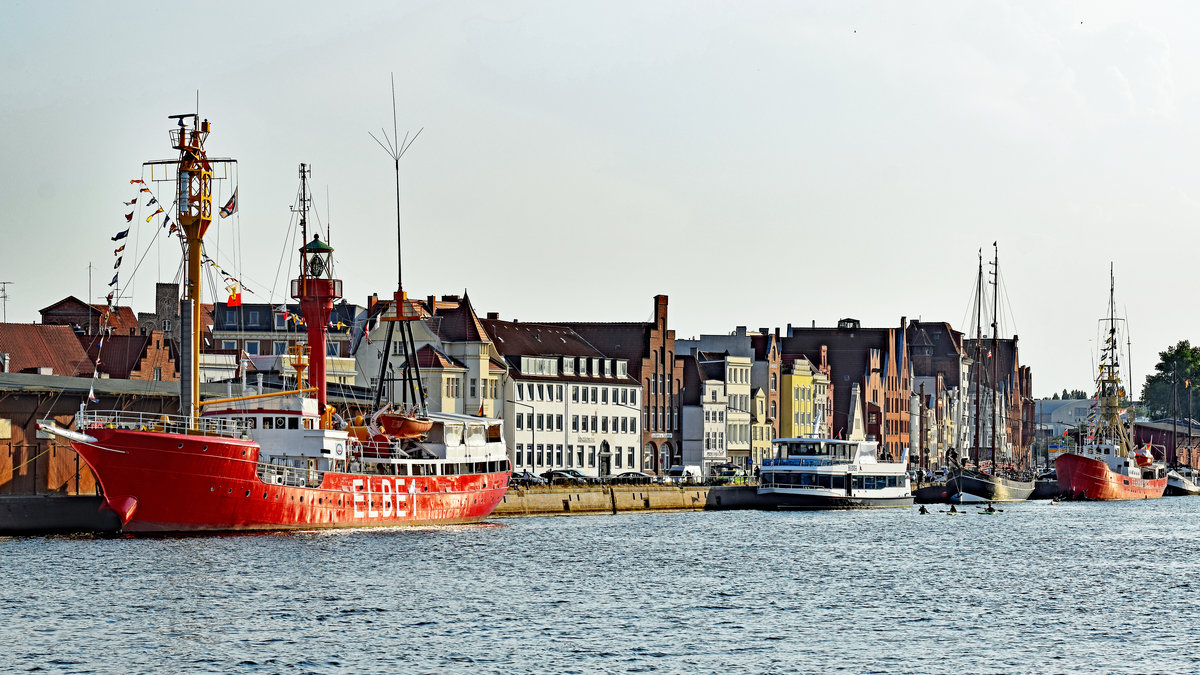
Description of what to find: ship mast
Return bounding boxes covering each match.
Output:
[1096,263,1129,456]
[143,114,234,426]
[991,243,999,473]
[370,75,427,415]
[972,249,983,468]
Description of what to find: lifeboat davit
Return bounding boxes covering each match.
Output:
[377,412,434,439]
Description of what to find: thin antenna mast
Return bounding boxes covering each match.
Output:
[369,74,426,413]
[0,281,11,323]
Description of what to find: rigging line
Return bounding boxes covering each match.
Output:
[270,186,305,306]
[996,263,1020,338]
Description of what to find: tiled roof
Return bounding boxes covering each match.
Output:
[0,323,96,377]
[481,319,606,359]
[405,344,467,370]
[432,293,488,342]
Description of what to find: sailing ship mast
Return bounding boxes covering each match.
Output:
[972,249,983,468]
[990,243,1000,472]
[1096,264,1129,457]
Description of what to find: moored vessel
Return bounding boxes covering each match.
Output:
[1055,267,1165,501]
[758,438,913,509]
[946,245,1033,503]
[40,113,510,532]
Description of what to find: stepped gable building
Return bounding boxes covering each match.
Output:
[748,329,782,440]
[907,320,972,469]
[552,295,684,474]
[40,296,139,336]
[482,317,641,477]
[780,318,911,461]
[0,324,96,377]
[79,330,177,381]
[964,335,1033,468]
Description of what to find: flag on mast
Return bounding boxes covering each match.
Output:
[220,187,238,218]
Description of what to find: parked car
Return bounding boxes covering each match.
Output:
[608,471,656,485]
[540,469,599,485]
[511,470,547,487]
[664,465,701,484]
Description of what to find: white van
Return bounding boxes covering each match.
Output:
[664,465,702,483]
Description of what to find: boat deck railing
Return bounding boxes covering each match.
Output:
[77,410,246,437]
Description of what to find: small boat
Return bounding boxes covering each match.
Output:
[375,408,435,439]
[1165,468,1200,496]
[946,466,1034,503]
[758,437,913,509]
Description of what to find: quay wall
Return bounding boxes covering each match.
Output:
[494,485,760,517]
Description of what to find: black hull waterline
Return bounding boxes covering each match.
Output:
[946,469,1034,502]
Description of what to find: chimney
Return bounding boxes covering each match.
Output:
[486,312,499,320]
[735,326,746,336]
[786,323,793,338]
[812,320,816,329]
[367,293,378,309]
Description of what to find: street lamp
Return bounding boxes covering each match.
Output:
[508,399,535,477]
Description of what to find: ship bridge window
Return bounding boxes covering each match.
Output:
[262,417,274,430]
[288,417,299,430]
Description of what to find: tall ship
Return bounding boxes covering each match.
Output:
[1055,267,1166,500]
[758,438,913,509]
[945,246,1033,503]
[40,113,510,532]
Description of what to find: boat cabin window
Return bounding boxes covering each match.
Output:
[288,417,299,430]
[243,417,256,429]
[465,424,486,446]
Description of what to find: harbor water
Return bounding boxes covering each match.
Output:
[4,498,1200,673]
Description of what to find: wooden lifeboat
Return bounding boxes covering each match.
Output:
[377,412,434,439]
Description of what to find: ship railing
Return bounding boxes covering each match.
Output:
[256,463,312,488]
[763,458,837,467]
[77,410,245,437]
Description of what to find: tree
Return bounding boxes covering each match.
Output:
[1142,340,1200,419]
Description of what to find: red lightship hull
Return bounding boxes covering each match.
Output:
[1055,452,1166,500]
[72,428,509,533]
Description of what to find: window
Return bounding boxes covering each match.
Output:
[244,341,259,356]
[516,415,524,431]
[591,387,598,403]
[557,385,563,401]
[225,309,236,324]
[602,417,609,433]
[152,367,162,380]
[471,378,477,398]
[273,341,288,355]
[621,417,628,433]
[327,342,339,357]
[572,415,579,432]
[536,414,545,431]
[222,340,237,351]
[582,387,589,403]
[275,313,287,330]
[591,416,598,432]
[602,388,609,404]
[628,448,635,468]
[567,446,574,467]
[572,386,579,402]
[161,319,172,332]
[248,310,260,324]
[537,444,545,465]
[589,446,597,467]
[556,445,564,466]
[517,383,524,401]
[581,416,589,432]
[537,384,545,401]
[556,415,563,431]
[515,444,524,466]
[615,449,622,468]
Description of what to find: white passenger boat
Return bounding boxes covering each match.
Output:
[758,438,913,509]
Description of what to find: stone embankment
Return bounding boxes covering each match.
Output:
[494,484,760,517]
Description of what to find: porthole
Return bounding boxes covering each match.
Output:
[210,486,214,492]
[244,490,250,497]
[178,443,184,449]
[300,496,304,503]
[227,488,232,494]
[263,493,268,499]
[203,446,208,451]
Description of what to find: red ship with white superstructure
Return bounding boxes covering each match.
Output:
[1055,267,1165,500]
[40,113,510,532]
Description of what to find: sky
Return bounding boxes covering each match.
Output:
[2,1,1198,398]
